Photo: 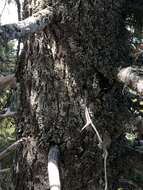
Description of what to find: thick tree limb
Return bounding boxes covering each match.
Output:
[48,145,61,190]
[0,138,26,161]
[0,7,54,41]
[118,66,143,96]
[0,74,16,89]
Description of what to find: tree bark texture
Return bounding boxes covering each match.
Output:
[15,0,143,190]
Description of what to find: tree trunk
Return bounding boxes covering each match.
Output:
[15,0,143,190]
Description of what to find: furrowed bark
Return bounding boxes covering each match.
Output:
[0,7,54,41]
[0,138,26,161]
[118,66,143,95]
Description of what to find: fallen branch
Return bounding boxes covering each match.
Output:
[0,6,54,41]
[0,74,16,90]
[81,107,109,190]
[0,138,26,161]
[118,66,143,96]
[48,145,61,190]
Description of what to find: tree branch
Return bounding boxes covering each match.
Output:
[0,74,16,89]
[118,66,143,96]
[48,145,61,190]
[0,6,54,41]
[0,138,26,161]
[0,111,16,119]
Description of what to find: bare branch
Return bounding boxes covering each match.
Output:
[0,111,16,119]
[0,74,16,90]
[0,6,54,41]
[0,168,10,174]
[118,66,143,96]
[0,138,26,161]
[48,145,61,190]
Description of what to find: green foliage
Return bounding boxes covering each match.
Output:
[0,121,15,168]
[0,119,15,146]
[0,40,16,74]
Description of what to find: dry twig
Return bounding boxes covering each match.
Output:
[81,107,108,190]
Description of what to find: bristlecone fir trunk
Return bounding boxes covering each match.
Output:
[15,0,143,190]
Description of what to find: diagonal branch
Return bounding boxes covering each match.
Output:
[118,66,143,96]
[0,111,17,119]
[0,138,26,161]
[0,6,54,41]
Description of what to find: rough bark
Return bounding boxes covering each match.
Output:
[15,0,143,190]
[0,111,16,119]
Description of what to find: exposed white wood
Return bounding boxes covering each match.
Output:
[0,111,16,119]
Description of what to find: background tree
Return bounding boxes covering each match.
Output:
[1,0,143,190]
[0,41,17,190]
